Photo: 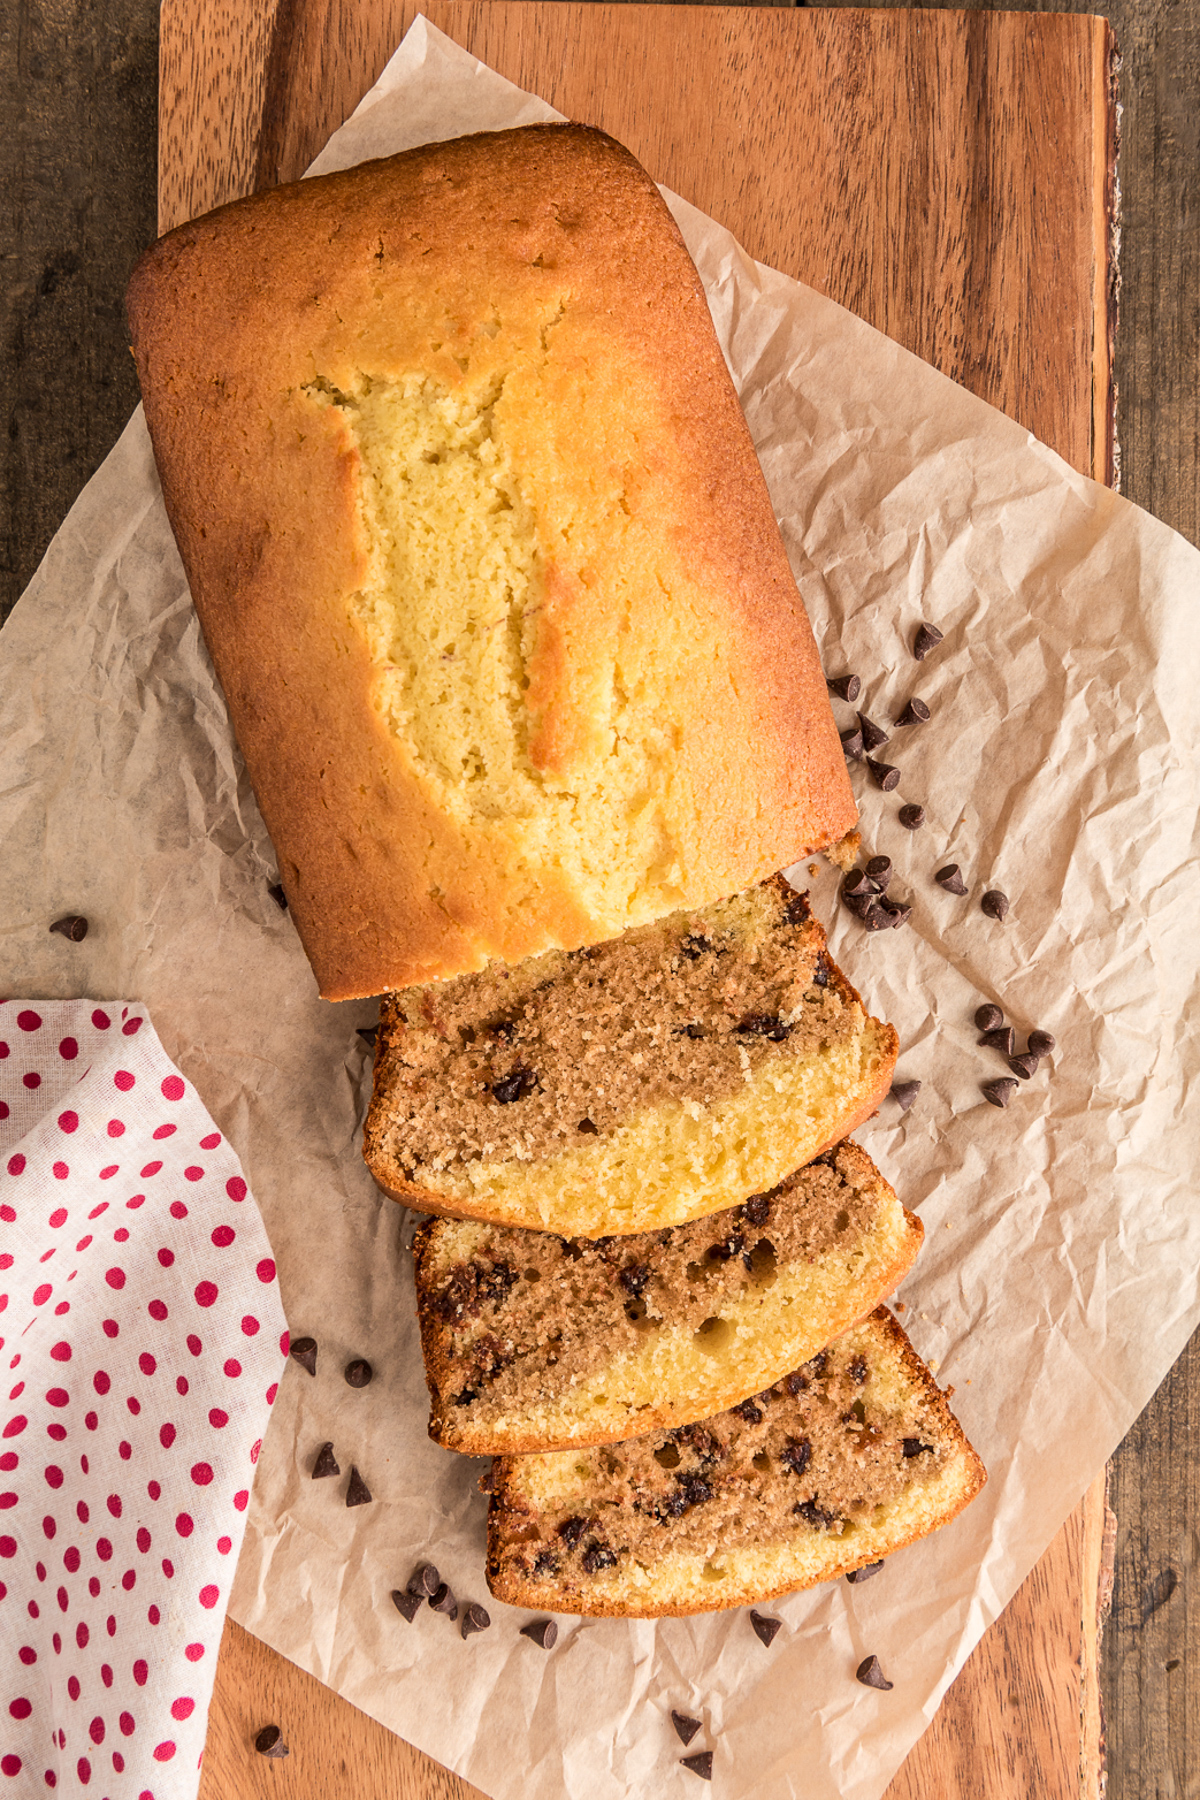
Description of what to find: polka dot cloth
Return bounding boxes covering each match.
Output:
[0,1002,287,1795]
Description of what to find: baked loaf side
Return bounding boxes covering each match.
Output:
[364,877,898,1237]
[486,1309,985,1617]
[414,1141,922,1453]
[126,123,855,1001]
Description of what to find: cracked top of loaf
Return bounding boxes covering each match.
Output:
[127,123,855,999]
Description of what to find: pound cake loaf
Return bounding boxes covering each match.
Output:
[486,1309,985,1617]
[365,876,898,1238]
[126,124,855,1001]
[414,1141,921,1453]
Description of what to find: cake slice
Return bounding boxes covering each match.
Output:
[413,1141,921,1453]
[485,1309,984,1617]
[364,877,898,1238]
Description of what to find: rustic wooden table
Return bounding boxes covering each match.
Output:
[3,1,1197,1796]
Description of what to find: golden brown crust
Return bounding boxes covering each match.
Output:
[126,124,855,999]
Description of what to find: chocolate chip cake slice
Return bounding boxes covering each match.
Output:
[485,1309,984,1617]
[364,877,898,1238]
[414,1141,921,1453]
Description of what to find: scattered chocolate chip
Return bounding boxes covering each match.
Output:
[618,1263,651,1297]
[750,1609,782,1647]
[890,1079,921,1112]
[672,1710,703,1746]
[520,1618,558,1649]
[491,1066,537,1104]
[780,1437,812,1478]
[577,1118,598,1134]
[840,726,865,761]
[865,855,893,891]
[1028,1030,1056,1057]
[392,1588,422,1623]
[49,914,88,942]
[736,1013,791,1040]
[461,1602,491,1638]
[557,1516,588,1547]
[867,758,900,792]
[681,1751,714,1781]
[913,622,944,661]
[311,1441,339,1479]
[345,1466,372,1507]
[733,1398,763,1425]
[429,1582,458,1619]
[408,1563,440,1597]
[879,896,912,928]
[841,889,877,920]
[898,803,925,830]
[581,1541,618,1573]
[902,1438,934,1457]
[981,889,1010,922]
[858,713,889,753]
[864,904,892,931]
[846,1561,885,1584]
[848,1355,869,1385]
[978,1025,1015,1056]
[982,1079,1019,1108]
[356,1026,378,1048]
[1008,1052,1040,1081]
[856,1654,894,1690]
[679,933,711,960]
[935,863,968,895]
[344,1358,373,1389]
[974,1003,1004,1032]
[740,1194,771,1227]
[896,697,931,726]
[289,1336,318,1377]
[255,1723,289,1757]
[843,870,874,899]
[268,883,288,911]
[827,673,861,703]
[812,953,830,988]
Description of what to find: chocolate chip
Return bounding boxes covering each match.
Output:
[1008,1052,1040,1081]
[827,673,861,703]
[618,1264,651,1297]
[577,1118,598,1134]
[898,803,925,830]
[849,1355,869,1385]
[812,953,830,988]
[780,1437,812,1477]
[890,1079,921,1112]
[978,1025,1015,1056]
[864,904,893,931]
[740,1194,770,1227]
[856,1654,894,1690]
[680,932,712,959]
[840,725,865,761]
[289,1336,318,1377]
[902,1438,934,1457]
[681,1751,714,1781]
[344,1358,373,1389]
[49,915,88,941]
[392,1588,422,1623]
[311,1441,339,1479]
[733,1399,763,1425]
[408,1563,440,1597]
[879,897,912,928]
[558,1516,588,1547]
[842,870,874,899]
[345,1466,372,1507]
[254,1724,289,1757]
[841,890,877,920]
[429,1582,458,1619]
[356,1026,377,1048]
[913,622,944,661]
[461,1602,491,1638]
[533,1549,560,1577]
[491,1066,537,1104]
[581,1541,618,1574]
[982,1079,1019,1108]
[520,1618,558,1649]
[865,855,892,892]
[1028,1030,1056,1057]
[896,697,931,726]
[846,1561,885,1584]
[981,889,1010,922]
[795,1499,837,1530]
[867,758,900,792]
[935,863,967,895]
[974,1004,1004,1032]
[672,1710,702,1746]
[736,1014,791,1040]
[858,713,889,752]
[750,1609,782,1647]
[268,883,288,911]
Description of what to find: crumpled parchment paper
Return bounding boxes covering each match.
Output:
[2,17,1199,1799]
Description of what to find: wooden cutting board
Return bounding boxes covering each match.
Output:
[158,4,1119,1795]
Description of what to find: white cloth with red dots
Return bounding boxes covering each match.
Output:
[0,1000,287,1796]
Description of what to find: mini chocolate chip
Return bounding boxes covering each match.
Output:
[344,1358,373,1389]
[879,896,911,928]
[978,1025,1015,1056]
[618,1264,651,1297]
[672,1710,702,1746]
[49,914,88,941]
[974,1003,1004,1032]
[846,1561,885,1584]
[581,1541,619,1573]
[982,1079,1019,1108]
[1028,1030,1056,1057]
[356,1026,378,1048]
[896,697,931,726]
[865,855,892,891]
[812,953,830,988]
[741,1194,770,1227]
[890,1079,921,1112]
[679,933,712,959]
[461,1602,491,1638]
[935,863,968,895]
[392,1588,422,1623]
[843,871,874,899]
[840,725,865,761]
[827,673,861,703]
[520,1618,558,1649]
[345,1465,372,1507]
[408,1563,440,1597]
[311,1441,339,1479]
[902,1438,934,1457]
[289,1336,318,1377]
[558,1516,588,1547]
[849,1355,869,1385]
[913,622,944,661]
[1008,1052,1040,1080]
[491,1066,537,1104]
[736,1013,791,1040]
[733,1398,763,1425]
[429,1582,458,1619]
[867,758,900,791]
[781,1437,812,1478]
[681,1751,714,1781]
[898,803,925,830]
[858,713,889,752]
[750,1609,782,1647]
[255,1724,289,1757]
[981,889,1010,922]
[268,883,288,911]
[577,1118,598,1134]
[856,1654,894,1690]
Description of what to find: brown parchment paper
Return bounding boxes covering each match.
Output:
[3,18,1200,1798]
